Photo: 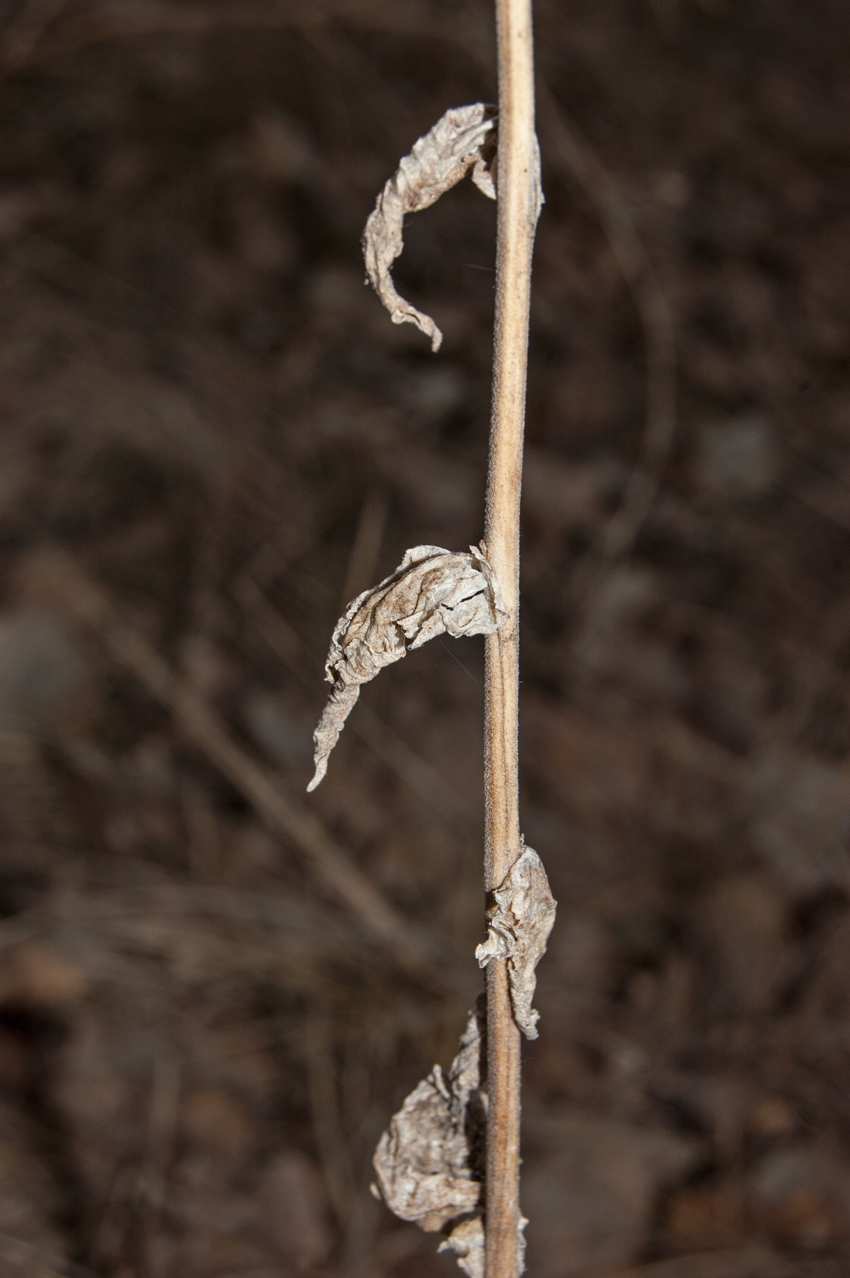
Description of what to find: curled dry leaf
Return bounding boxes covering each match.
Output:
[362,103,497,352]
[475,844,557,1039]
[372,1004,487,1278]
[308,545,505,791]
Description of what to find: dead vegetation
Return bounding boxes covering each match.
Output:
[0,0,848,1275]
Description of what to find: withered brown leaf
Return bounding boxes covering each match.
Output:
[372,1004,487,1278]
[475,844,557,1039]
[362,103,497,352]
[307,545,504,791]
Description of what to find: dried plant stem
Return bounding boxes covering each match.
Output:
[484,1,538,1275]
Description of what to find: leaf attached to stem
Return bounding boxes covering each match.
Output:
[308,545,505,791]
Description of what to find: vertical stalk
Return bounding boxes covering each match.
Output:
[484,2,537,1276]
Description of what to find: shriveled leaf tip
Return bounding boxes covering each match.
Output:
[362,103,497,352]
[308,545,504,791]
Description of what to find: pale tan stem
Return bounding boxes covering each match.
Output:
[484,1,538,1275]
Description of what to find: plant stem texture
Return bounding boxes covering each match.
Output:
[484,1,538,1275]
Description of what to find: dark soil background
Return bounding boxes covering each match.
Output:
[0,1,848,1275]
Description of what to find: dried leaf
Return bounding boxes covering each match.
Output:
[362,103,497,352]
[438,1217,485,1278]
[475,844,557,1039]
[372,1005,487,1276]
[441,1215,527,1278]
[308,545,505,790]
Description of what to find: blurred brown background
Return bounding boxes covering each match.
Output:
[0,1,847,1275]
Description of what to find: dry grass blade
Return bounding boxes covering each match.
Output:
[21,548,442,991]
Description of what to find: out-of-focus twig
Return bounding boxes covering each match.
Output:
[25,548,443,991]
